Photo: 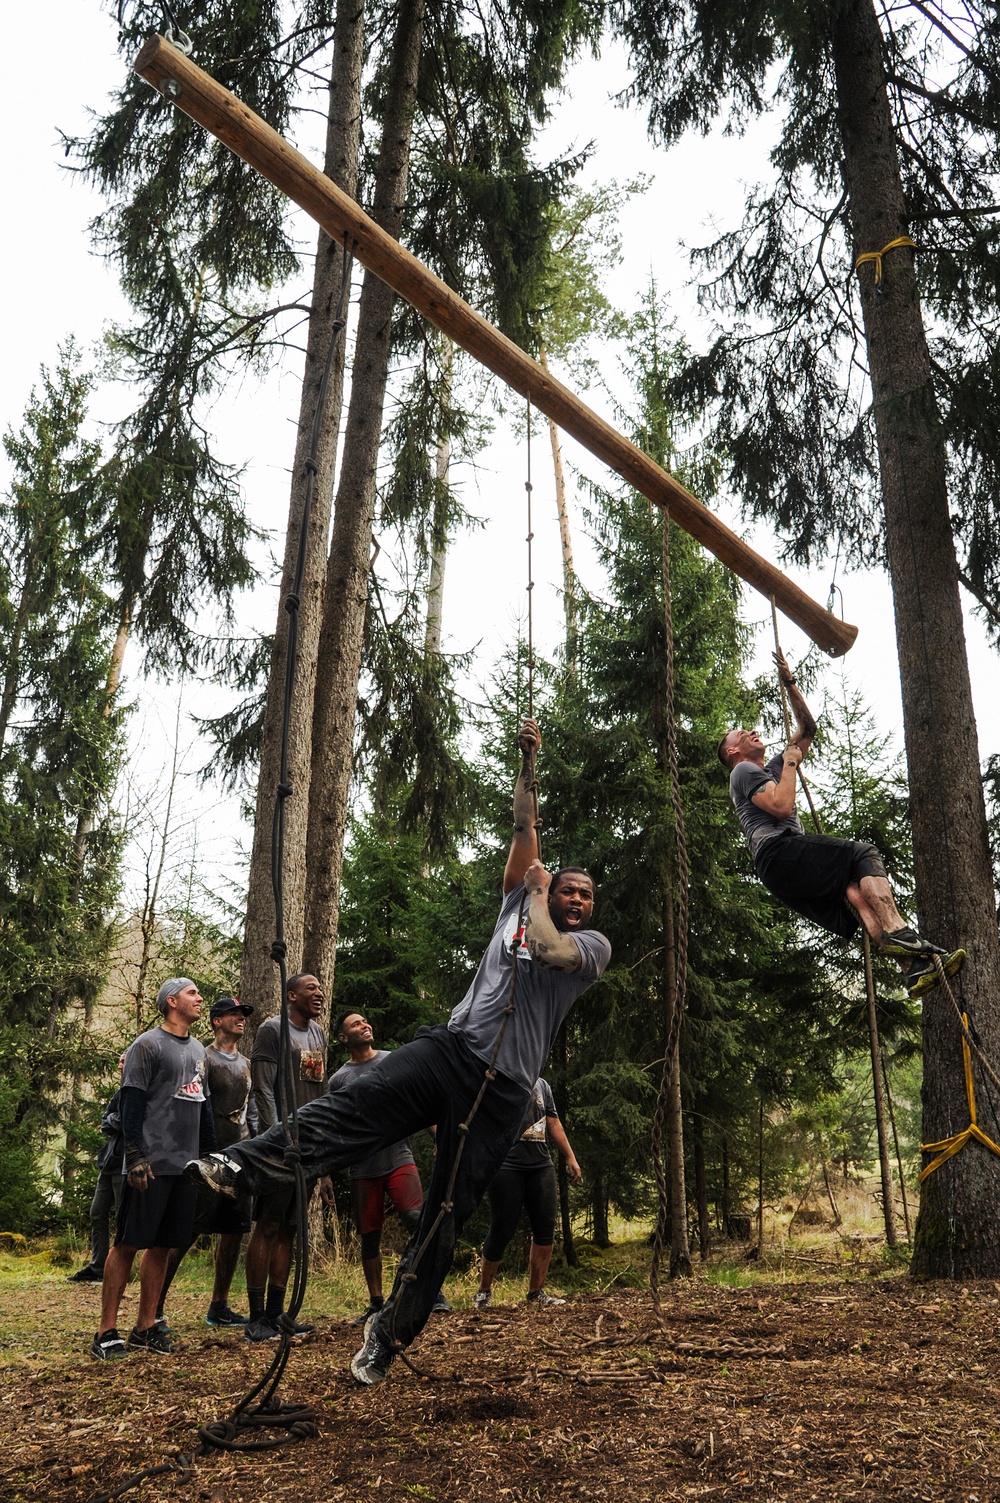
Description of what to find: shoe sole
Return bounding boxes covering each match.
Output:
[908,949,967,998]
[184,1159,240,1199]
[91,1345,127,1360]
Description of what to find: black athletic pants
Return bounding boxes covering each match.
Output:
[224,1024,529,1347]
[483,1163,558,1261]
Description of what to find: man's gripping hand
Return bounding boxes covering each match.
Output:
[772,649,796,688]
[782,743,803,769]
[125,1145,155,1192]
[523,857,551,897]
[517,717,541,757]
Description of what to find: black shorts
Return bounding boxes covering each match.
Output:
[253,1178,318,1231]
[115,1175,198,1250]
[755,831,870,939]
[192,1184,253,1239]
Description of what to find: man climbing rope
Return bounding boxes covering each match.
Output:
[718,651,965,997]
[185,717,610,1385]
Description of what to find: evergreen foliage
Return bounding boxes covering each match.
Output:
[0,350,126,1227]
[612,0,1000,599]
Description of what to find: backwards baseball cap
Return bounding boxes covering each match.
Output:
[210,995,253,1020]
[155,977,195,1014]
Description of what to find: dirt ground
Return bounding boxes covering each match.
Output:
[3,1272,1000,1503]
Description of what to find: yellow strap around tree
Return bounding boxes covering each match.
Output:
[854,236,917,286]
[920,1013,1000,1180]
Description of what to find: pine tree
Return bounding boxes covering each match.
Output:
[613,0,1000,1276]
[0,350,125,1227]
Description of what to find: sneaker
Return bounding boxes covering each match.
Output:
[353,1299,384,1327]
[68,1266,104,1283]
[91,1328,127,1361]
[245,1315,280,1342]
[473,1290,492,1310]
[431,1292,452,1313]
[879,927,948,959]
[183,1153,241,1198]
[127,1324,172,1354]
[526,1289,566,1307]
[350,1312,396,1386]
[906,948,967,999]
[206,1305,248,1327]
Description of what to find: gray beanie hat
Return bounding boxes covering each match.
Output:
[156,977,195,1014]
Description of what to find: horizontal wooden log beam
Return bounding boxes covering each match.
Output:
[134,34,857,657]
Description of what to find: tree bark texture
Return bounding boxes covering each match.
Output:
[831,0,1000,1277]
[239,0,363,1028]
[302,0,425,993]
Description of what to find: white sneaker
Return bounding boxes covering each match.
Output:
[473,1290,492,1309]
[526,1289,566,1307]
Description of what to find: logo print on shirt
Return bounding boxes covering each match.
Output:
[509,922,532,962]
[173,1059,207,1103]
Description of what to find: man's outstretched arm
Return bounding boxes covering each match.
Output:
[503,717,542,895]
[774,649,816,758]
[523,859,582,973]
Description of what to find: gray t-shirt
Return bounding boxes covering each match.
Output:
[448,885,611,1091]
[204,1044,254,1151]
[730,752,804,859]
[327,1049,416,1180]
[121,1027,209,1175]
[502,1077,557,1171]
[252,1015,328,1129]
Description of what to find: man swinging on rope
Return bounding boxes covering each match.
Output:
[185,718,610,1384]
[718,652,965,997]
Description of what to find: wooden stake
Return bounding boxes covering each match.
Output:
[134,34,858,657]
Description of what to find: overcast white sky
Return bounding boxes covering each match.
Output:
[3,5,998,912]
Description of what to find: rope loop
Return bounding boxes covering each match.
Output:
[854,235,917,287]
[269,940,287,961]
[283,592,300,614]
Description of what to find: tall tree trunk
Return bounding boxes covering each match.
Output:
[239,0,363,1028]
[62,609,132,1191]
[539,347,577,668]
[862,934,898,1246]
[756,1096,765,1252]
[424,339,452,659]
[591,1170,610,1249]
[692,1110,710,1260]
[302,0,425,995]
[720,1136,731,1234]
[831,0,1000,1277]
